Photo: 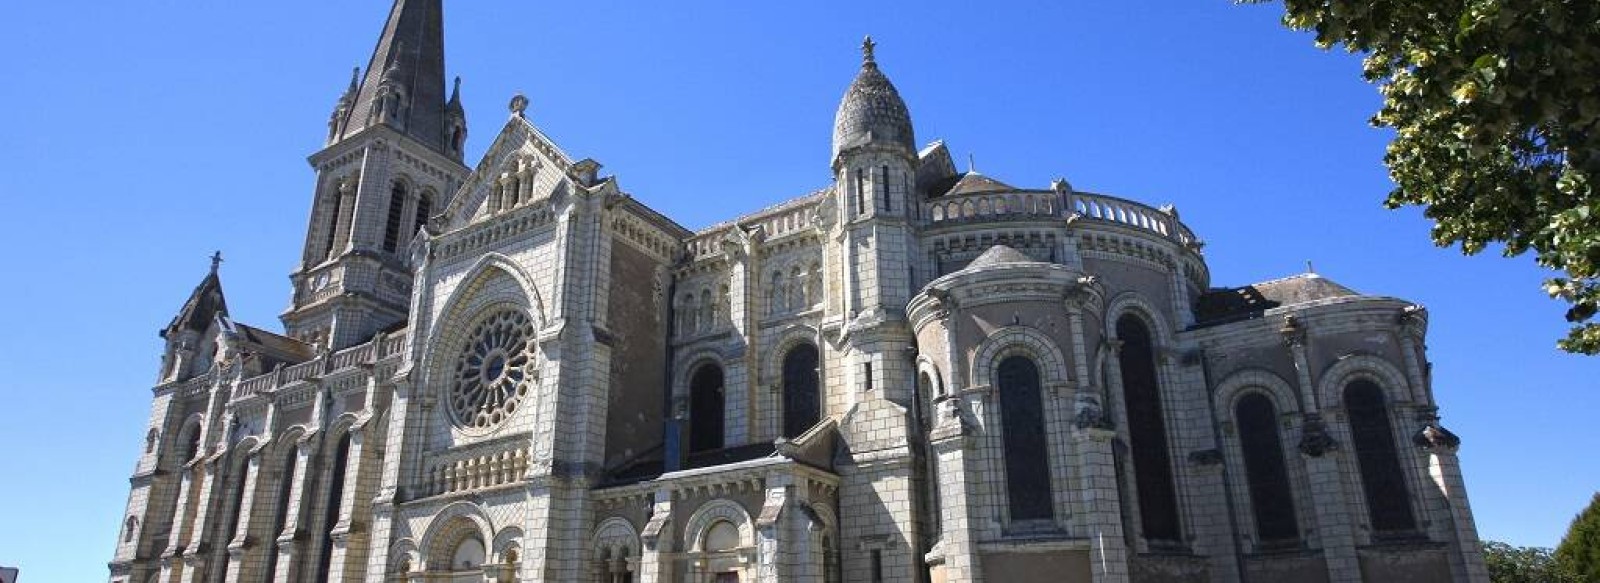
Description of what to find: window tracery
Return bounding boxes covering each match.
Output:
[450,310,536,431]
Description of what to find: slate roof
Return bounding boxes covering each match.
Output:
[341,0,452,154]
[1194,273,1360,326]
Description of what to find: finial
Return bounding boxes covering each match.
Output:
[1306,260,1315,274]
[861,35,877,65]
[210,251,224,275]
[509,93,529,118]
[450,76,462,102]
[967,153,977,174]
[347,67,360,92]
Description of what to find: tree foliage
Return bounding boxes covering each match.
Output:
[1245,0,1600,353]
[1483,540,1576,583]
[1556,492,1600,581]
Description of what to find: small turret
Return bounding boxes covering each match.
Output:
[831,36,916,168]
[445,76,468,160]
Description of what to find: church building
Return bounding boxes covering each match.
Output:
[107,1,1490,581]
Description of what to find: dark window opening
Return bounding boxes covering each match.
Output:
[782,344,821,439]
[998,355,1053,521]
[313,433,352,583]
[1346,380,1417,535]
[870,549,884,583]
[1117,315,1182,543]
[862,361,873,392]
[323,184,346,260]
[1237,393,1299,543]
[382,184,407,252]
[689,364,726,453]
[413,195,431,241]
[262,451,297,582]
[221,456,251,545]
[880,165,892,212]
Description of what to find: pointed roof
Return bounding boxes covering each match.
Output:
[342,0,451,153]
[162,259,228,339]
[832,36,915,162]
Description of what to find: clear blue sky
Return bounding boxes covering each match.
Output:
[1,1,1593,580]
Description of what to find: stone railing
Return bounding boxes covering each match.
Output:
[228,332,407,402]
[754,205,816,240]
[421,446,532,497]
[684,230,726,263]
[1068,192,1198,246]
[924,190,1062,224]
[922,189,1199,248]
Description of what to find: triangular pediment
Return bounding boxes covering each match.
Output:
[441,115,581,230]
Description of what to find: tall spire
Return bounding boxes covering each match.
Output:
[340,0,452,154]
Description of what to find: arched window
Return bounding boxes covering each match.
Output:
[768,271,785,316]
[382,182,408,252]
[689,364,725,453]
[145,429,158,454]
[997,355,1053,521]
[313,433,352,583]
[685,293,699,335]
[1346,380,1416,535]
[262,449,298,582]
[782,344,821,439]
[220,453,253,548]
[808,262,822,308]
[124,516,139,543]
[322,178,349,260]
[1236,393,1298,543]
[1116,314,1182,543]
[180,423,202,462]
[699,289,714,333]
[854,170,866,215]
[880,165,892,212]
[414,193,432,240]
[452,535,486,571]
[789,266,804,311]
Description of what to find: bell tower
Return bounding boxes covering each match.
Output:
[283,0,470,350]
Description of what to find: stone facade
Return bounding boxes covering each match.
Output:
[107,2,1489,582]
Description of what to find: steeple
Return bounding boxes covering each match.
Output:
[339,0,453,154]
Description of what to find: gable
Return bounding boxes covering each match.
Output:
[442,116,580,231]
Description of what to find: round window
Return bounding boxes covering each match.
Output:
[449,310,535,430]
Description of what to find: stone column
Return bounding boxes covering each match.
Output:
[223,451,264,582]
[272,435,321,583]
[638,488,674,583]
[1417,419,1489,582]
[1073,424,1129,583]
[1280,316,1361,583]
[754,474,801,583]
[929,402,982,583]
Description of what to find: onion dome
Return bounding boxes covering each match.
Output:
[832,36,915,163]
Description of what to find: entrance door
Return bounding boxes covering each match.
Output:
[714,573,740,583]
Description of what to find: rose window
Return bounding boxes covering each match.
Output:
[450,310,535,430]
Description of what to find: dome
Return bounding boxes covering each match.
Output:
[967,245,1038,269]
[831,37,915,162]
